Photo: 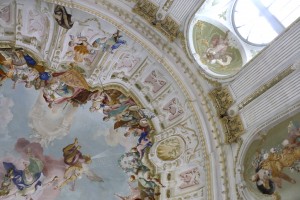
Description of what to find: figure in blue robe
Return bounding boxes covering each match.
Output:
[3,158,43,192]
[23,54,37,67]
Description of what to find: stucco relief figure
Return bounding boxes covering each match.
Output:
[156,136,184,161]
[65,29,127,65]
[54,5,73,29]
[56,138,103,190]
[144,70,167,93]
[116,53,139,71]
[0,4,10,23]
[67,34,97,63]
[27,10,49,41]
[251,121,300,198]
[163,98,184,121]
[179,167,200,189]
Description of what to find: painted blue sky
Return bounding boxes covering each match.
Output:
[0,80,131,199]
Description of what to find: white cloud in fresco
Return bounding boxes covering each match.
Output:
[92,125,137,151]
[0,93,14,135]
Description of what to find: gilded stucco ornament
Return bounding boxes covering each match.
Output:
[150,123,200,171]
[209,87,245,143]
[133,0,180,41]
[221,115,244,144]
[156,136,185,161]
[209,86,234,117]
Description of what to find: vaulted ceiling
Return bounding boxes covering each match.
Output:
[0,0,300,200]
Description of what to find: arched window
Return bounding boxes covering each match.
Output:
[188,0,300,77]
[232,0,300,46]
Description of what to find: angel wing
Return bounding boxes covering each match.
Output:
[114,120,128,129]
[57,69,90,90]
[83,166,103,182]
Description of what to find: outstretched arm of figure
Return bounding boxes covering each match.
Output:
[57,174,78,189]
[63,166,76,179]
[278,171,296,184]
[56,167,81,190]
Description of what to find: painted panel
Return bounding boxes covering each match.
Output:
[192,20,243,76]
[244,113,300,200]
[0,47,162,199]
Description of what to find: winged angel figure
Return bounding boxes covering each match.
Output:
[55,138,103,190]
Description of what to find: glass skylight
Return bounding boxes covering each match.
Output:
[232,0,300,46]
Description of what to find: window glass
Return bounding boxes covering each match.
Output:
[233,0,300,46]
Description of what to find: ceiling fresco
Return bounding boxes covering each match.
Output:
[0,2,161,199]
[191,20,243,77]
[0,49,161,200]
[244,113,300,200]
[0,0,210,200]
